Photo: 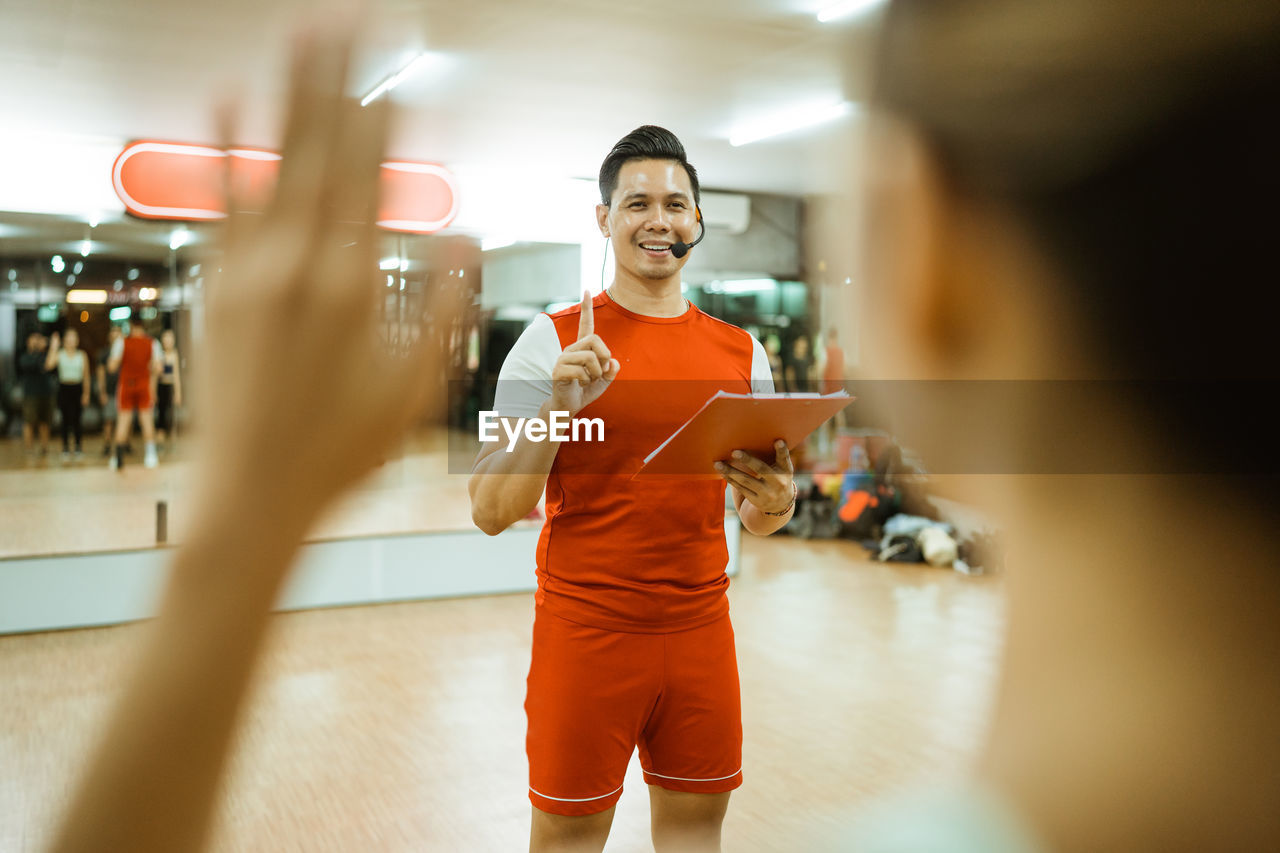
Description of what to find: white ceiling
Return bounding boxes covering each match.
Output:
[0,0,879,260]
[1,0,876,191]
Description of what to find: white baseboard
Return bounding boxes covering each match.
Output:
[1,514,741,635]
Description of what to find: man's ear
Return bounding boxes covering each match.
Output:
[596,204,611,237]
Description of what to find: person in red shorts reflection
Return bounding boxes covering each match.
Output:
[819,326,849,434]
[107,315,163,469]
[469,126,796,853]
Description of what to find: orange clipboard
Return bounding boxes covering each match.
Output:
[634,390,853,478]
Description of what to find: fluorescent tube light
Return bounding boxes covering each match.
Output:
[361,53,433,107]
[729,101,854,147]
[703,279,778,295]
[67,289,107,304]
[721,279,778,294]
[817,0,887,23]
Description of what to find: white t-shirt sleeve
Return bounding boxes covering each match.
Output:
[493,313,562,419]
[151,340,163,362]
[109,338,123,361]
[750,336,775,394]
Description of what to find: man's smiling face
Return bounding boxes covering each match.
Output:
[600,159,699,283]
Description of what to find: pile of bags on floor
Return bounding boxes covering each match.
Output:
[868,514,975,574]
[783,431,996,575]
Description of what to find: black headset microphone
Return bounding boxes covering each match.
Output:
[670,207,705,259]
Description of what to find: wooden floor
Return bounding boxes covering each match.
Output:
[0,429,519,559]
[0,535,1004,852]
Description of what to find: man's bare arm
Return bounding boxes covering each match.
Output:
[468,404,562,535]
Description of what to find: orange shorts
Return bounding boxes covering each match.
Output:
[525,607,743,817]
[117,374,152,412]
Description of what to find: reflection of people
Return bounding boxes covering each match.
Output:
[48,329,91,460]
[784,333,813,392]
[469,126,793,852]
[818,326,847,434]
[762,333,784,391]
[836,1,1280,850]
[819,326,845,395]
[96,324,123,458]
[51,24,459,853]
[155,329,182,451]
[19,331,54,457]
[107,317,162,469]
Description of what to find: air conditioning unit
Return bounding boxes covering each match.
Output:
[699,191,750,235]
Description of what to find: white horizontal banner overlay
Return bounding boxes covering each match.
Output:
[478,411,604,452]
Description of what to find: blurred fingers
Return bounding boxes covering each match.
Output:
[271,26,351,228]
[320,96,391,319]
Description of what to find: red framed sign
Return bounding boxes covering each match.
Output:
[111,140,459,234]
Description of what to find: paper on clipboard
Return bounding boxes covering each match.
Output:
[635,390,853,478]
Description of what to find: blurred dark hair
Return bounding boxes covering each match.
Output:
[599,126,701,207]
[875,0,1280,476]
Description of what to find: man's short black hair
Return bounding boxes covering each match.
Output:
[599,125,700,207]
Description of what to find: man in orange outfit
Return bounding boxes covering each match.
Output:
[107,316,162,469]
[469,126,796,853]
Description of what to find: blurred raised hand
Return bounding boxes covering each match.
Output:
[51,17,462,853]
[198,25,462,533]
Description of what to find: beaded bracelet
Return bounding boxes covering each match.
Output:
[761,481,798,516]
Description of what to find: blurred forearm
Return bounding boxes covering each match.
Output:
[49,496,310,853]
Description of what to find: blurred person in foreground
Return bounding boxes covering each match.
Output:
[833,0,1279,850]
[49,20,459,853]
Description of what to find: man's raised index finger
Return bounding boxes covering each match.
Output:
[578,289,593,341]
